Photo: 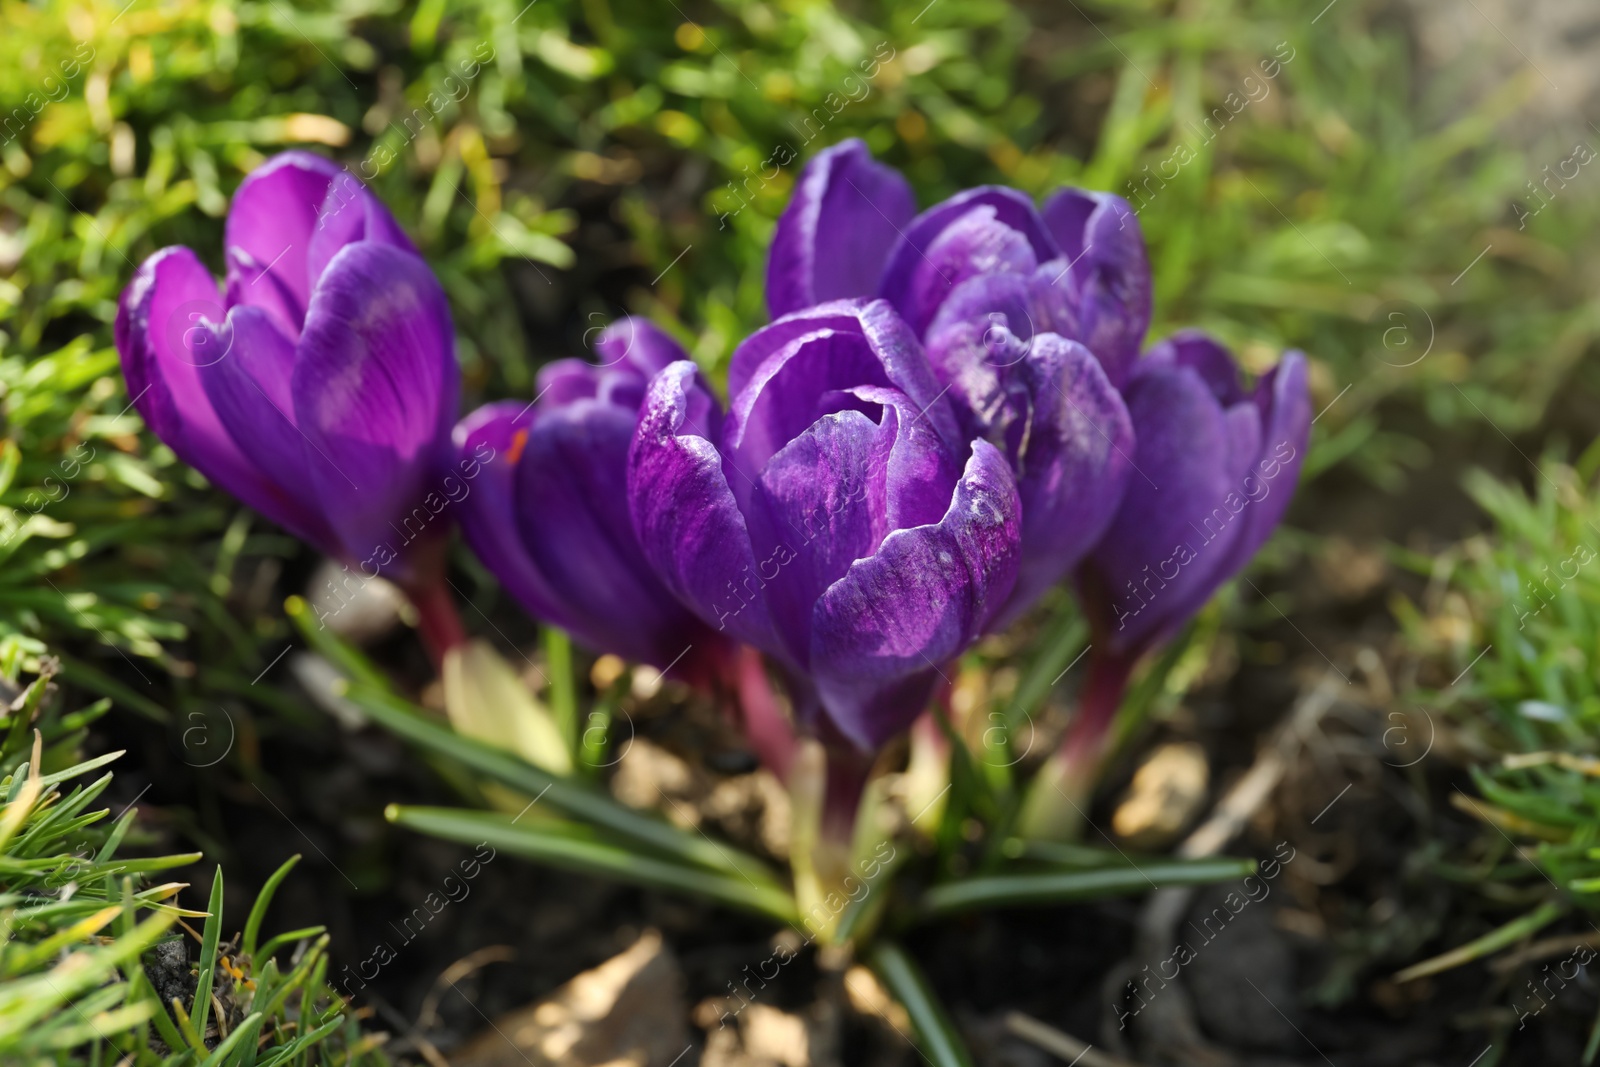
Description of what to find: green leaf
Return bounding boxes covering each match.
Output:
[868,942,974,1067]
[920,857,1258,916]
[346,683,782,886]
[389,804,798,922]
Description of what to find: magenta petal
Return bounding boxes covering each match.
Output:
[306,171,416,290]
[223,246,309,340]
[116,246,330,546]
[293,243,459,571]
[628,362,783,656]
[810,440,1021,750]
[767,139,916,318]
[224,152,345,320]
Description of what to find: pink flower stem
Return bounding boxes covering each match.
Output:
[1058,648,1137,782]
[405,574,468,669]
[729,647,799,783]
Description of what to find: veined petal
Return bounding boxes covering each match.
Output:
[1084,366,1239,654]
[1039,189,1150,386]
[629,362,783,656]
[453,402,588,635]
[879,187,1057,332]
[727,300,959,477]
[746,408,896,664]
[196,306,341,549]
[518,401,707,670]
[224,152,346,323]
[883,204,1039,336]
[810,440,1021,750]
[998,334,1133,623]
[767,139,915,318]
[293,243,459,571]
[115,246,331,547]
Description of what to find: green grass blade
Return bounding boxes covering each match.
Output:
[389,804,798,923]
[1393,899,1567,983]
[920,857,1257,916]
[243,854,300,961]
[192,866,224,1041]
[348,684,781,886]
[868,942,974,1067]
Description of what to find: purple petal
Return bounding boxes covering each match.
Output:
[223,152,346,324]
[1143,330,1245,405]
[306,171,416,288]
[517,401,708,670]
[535,359,601,407]
[593,316,690,378]
[628,362,784,656]
[767,139,916,318]
[293,243,459,573]
[115,246,332,547]
[809,440,1021,750]
[1038,189,1150,386]
[923,273,1039,436]
[881,204,1041,337]
[998,335,1133,623]
[744,408,897,664]
[223,246,308,340]
[194,306,343,549]
[454,402,586,634]
[1213,352,1311,581]
[879,188,1058,333]
[727,301,959,477]
[1083,365,1241,655]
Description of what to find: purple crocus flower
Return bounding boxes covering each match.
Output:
[766,140,1139,621]
[1020,331,1311,838]
[453,318,733,690]
[115,152,461,608]
[627,299,1022,756]
[1079,331,1312,661]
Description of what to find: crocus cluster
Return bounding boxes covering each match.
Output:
[755,140,1311,835]
[117,147,1310,843]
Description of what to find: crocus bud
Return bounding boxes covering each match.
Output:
[766,142,1141,621]
[627,299,1022,755]
[115,152,460,594]
[453,318,731,689]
